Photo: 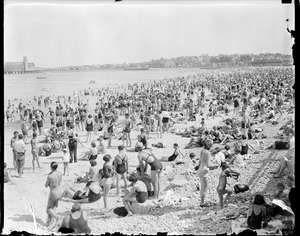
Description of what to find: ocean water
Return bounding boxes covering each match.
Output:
[4,68,199,104]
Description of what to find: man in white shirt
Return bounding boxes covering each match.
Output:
[13,134,26,178]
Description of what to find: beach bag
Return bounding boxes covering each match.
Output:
[275,141,290,150]
[234,184,249,194]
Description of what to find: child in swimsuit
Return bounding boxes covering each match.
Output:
[216,162,233,209]
[62,149,69,176]
[159,143,184,162]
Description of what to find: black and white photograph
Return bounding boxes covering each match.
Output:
[3,0,296,235]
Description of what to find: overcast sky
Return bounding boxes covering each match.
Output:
[4,0,294,68]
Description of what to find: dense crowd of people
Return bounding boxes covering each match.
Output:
[5,66,295,234]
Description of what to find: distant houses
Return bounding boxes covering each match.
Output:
[4,54,293,74]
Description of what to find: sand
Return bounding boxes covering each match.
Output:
[3,90,295,235]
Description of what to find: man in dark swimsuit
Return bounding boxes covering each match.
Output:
[51,203,91,234]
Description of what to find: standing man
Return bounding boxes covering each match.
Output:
[31,132,41,171]
[10,131,19,170]
[68,133,78,163]
[232,96,240,119]
[45,162,63,227]
[241,106,251,139]
[13,134,26,178]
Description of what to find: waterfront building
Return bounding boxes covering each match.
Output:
[4,57,35,74]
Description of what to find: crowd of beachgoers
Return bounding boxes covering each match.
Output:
[4,66,295,235]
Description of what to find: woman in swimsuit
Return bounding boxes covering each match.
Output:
[122,173,148,216]
[197,139,219,207]
[102,154,115,209]
[136,142,162,199]
[61,181,101,204]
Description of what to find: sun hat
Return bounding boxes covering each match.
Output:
[63,148,67,152]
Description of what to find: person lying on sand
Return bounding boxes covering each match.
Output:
[136,167,155,198]
[49,203,91,234]
[184,132,206,149]
[60,181,101,204]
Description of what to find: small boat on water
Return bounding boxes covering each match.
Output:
[37,77,47,79]
[89,80,96,84]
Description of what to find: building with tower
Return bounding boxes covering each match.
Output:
[4,57,35,74]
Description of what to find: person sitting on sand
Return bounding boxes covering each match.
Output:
[136,167,154,198]
[122,173,149,216]
[159,143,185,162]
[78,142,98,161]
[269,182,293,217]
[137,128,148,149]
[227,148,245,166]
[247,194,269,230]
[216,162,233,209]
[76,160,99,183]
[270,154,294,178]
[50,203,91,234]
[278,124,294,140]
[184,132,206,149]
[220,127,243,145]
[61,180,101,204]
[223,145,233,162]
[96,136,106,154]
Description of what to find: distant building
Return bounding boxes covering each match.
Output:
[4,57,35,74]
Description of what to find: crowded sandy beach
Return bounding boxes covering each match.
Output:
[3,66,295,235]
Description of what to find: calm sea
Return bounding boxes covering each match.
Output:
[4,68,199,104]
